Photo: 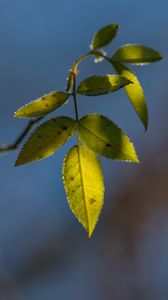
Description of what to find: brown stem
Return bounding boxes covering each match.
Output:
[0,117,43,153]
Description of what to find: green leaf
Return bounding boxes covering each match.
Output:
[62,144,104,237]
[76,75,132,96]
[91,24,119,50]
[79,114,139,163]
[15,117,76,166]
[112,44,163,65]
[113,62,148,130]
[14,91,70,118]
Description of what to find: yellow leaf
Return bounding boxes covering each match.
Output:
[76,75,132,96]
[62,145,104,237]
[14,91,70,118]
[112,44,162,64]
[79,114,139,163]
[15,117,76,166]
[113,62,148,130]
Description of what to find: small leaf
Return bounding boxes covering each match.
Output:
[112,44,163,65]
[62,145,104,237]
[14,91,70,118]
[15,117,76,166]
[79,114,139,163]
[91,24,119,50]
[113,61,148,130]
[76,75,132,96]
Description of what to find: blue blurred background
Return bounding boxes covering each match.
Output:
[0,0,168,299]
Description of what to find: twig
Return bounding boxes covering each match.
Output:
[0,117,43,153]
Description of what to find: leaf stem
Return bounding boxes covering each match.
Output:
[66,50,115,93]
[66,51,93,93]
[66,49,116,144]
[72,51,93,74]
[71,70,82,149]
[71,72,79,124]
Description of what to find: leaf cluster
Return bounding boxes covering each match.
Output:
[14,24,162,237]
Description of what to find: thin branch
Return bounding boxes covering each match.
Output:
[71,72,79,124]
[0,117,43,153]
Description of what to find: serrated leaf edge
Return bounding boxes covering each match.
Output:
[15,116,76,166]
[124,70,149,131]
[62,144,105,237]
[112,43,163,64]
[90,23,120,50]
[79,113,140,163]
[14,91,70,118]
[76,74,132,96]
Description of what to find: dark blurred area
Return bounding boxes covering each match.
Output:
[0,1,167,299]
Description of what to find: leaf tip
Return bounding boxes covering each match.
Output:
[14,110,26,118]
[87,227,94,238]
[88,232,93,239]
[133,155,140,164]
[144,122,148,132]
[157,52,163,60]
[142,105,149,132]
[14,111,19,118]
[125,79,134,87]
[15,159,21,167]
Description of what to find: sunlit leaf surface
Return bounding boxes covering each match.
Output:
[112,44,162,65]
[62,145,104,237]
[14,91,70,118]
[91,23,119,50]
[15,117,76,166]
[76,75,131,96]
[113,61,148,130]
[79,114,139,162]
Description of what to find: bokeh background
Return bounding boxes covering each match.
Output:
[0,1,168,299]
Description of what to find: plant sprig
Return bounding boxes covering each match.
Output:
[0,23,162,237]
